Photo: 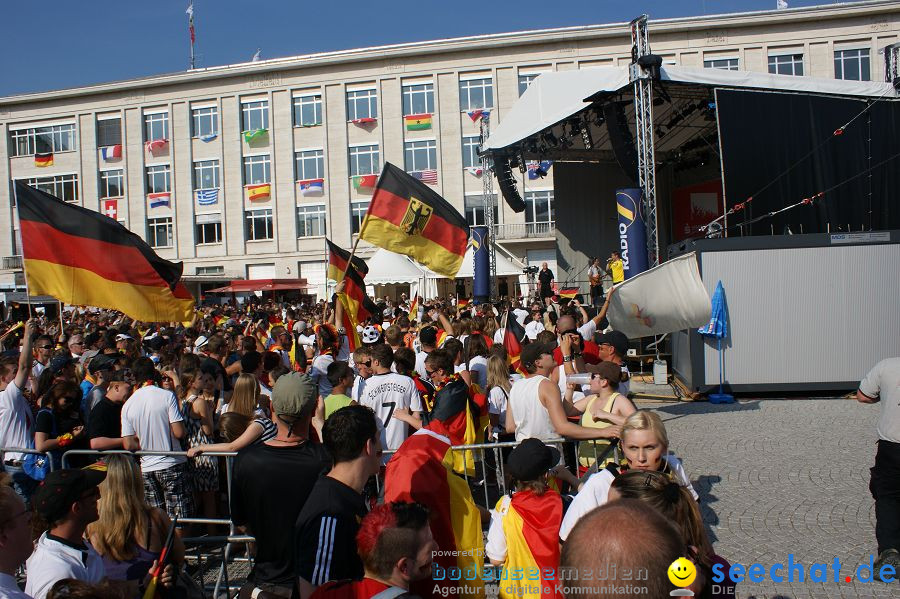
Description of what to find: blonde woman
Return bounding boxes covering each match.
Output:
[217,372,270,418]
[88,455,185,591]
[559,410,698,541]
[485,354,512,440]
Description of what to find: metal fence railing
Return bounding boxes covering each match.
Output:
[1,446,55,472]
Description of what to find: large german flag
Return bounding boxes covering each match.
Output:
[360,163,468,278]
[384,421,485,599]
[15,182,195,323]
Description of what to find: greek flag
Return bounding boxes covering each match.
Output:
[197,189,219,205]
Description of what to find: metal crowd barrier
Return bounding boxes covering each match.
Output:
[0,446,55,472]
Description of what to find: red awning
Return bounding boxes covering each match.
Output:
[205,278,312,294]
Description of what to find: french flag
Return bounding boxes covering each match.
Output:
[101,145,122,161]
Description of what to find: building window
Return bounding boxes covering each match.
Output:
[241,100,269,132]
[293,94,322,126]
[462,136,481,168]
[245,208,274,241]
[10,123,77,157]
[465,194,498,227]
[459,77,494,111]
[96,118,122,147]
[243,154,271,185]
[25,174,79,203]
[402,83,434,116]
[193,159,220,190]
[147,217,173,248]
[196,265,224,275]
[195,213,222,245]
[835,48,870,81]
[768,54,804,76]
[192,106,219,138]
[348,145,380,177]
[146,165,171,193]
[704,58,739,71]
[297,204,327,237]
[404,140,437,172]
[525,190,555,226]
[346,88,377,121]
[351,201,369,234]
[99,169,124,198]
[518,74,540,96]
[144,112,169,141]
[295,149,324,180]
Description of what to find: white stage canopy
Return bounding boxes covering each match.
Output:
[454,245,524,278]
[485,65,898,152]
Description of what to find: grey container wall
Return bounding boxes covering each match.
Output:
[669,231,900,393]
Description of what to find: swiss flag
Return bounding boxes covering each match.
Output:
[102,199,118,220]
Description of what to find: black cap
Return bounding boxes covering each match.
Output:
[419,327,438,346]
[506,438,560,482]
[88,353,117,374]
[597,330,629,357]
[47,355,76,375]
[32,465,107,522]
[520,341,557,367]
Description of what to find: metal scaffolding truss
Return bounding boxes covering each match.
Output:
[480,114,498,300]
[630,15,661,267]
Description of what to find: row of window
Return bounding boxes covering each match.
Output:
[705,48,871,80]
[146,190,554,248]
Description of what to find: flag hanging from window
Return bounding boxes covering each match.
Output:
[351,117,377,126]
[404,114,432,131]
[466,167,483,177]
[15,182,195,323]
[200,133,217,143]
[148,192,171,209]
[101,199,119,220]
[359,163,468,278]
[196,189,218,205]
[411,169,438,185]
[145,139,168,156]
[299,179,324,196]
[467,110,490,122]
[101,145,122,161]
[243,129,267,143]
[352,174,377,191]
[527,160,553,180]
[34,152,54,167]
[246,184,271,201]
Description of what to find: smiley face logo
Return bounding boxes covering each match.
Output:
[667,558,697,587]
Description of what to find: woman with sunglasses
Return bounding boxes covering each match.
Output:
[559,410,697,542]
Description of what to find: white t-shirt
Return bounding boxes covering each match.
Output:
[0,572,30,599]
[414,350,430,380]
[508,375,556,442]
[524,320,545,340]
[0,381,31,461]
[25,533,105,599]
[120,385,186,472]
[559,455,698,541]
[578,319,597,342]
[310,354,335,398]
[859,357,900,443]
[487,386,508,426]
[359,372,423,455]
[351,375,368,404]
[493,328,506,345]
[467,355,488,390]
[513,308,529,326]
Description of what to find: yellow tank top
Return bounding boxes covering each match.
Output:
[578,393,620,467]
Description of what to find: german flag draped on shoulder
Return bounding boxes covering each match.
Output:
[15,182,195,323]
[360,163,468,278]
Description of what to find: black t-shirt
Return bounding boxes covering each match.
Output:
[35,408,90,466]
[231,440,331,586]
[538,268,554,289]
[88,398,123,440]
[295,476,367,586]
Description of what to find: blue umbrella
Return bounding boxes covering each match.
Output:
[698,281,733,403]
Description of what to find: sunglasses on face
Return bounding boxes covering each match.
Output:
[360,360,372,367]
[37,345,53,350]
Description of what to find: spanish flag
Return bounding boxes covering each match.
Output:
[384,422,485,599]
[246,183,271,201]
[558,287,579,300]
[15,182,195,323]
[503,310,527,375]
[34,152,53,167]
[494,490,564,599]
[360,163,468,278]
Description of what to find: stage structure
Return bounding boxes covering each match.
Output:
[479,113,498,301]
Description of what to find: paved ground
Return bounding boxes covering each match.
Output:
[646,397,896,599]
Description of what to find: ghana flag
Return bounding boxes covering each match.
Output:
[493,490,564,599]
[15,182,195,323]
[360,163,468,278]
[384,422,485,599]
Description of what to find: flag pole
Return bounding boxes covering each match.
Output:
[12,184,33,320]
[187,2,195,70]
[58,300,64,335]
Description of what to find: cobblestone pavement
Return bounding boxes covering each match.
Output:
[645,397,896,599]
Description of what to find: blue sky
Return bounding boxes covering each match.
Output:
[2,0,836,96]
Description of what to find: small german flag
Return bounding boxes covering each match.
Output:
[559,287,579,299]
[457,297,470,310]
[15,182,195,323]
[503,310,528,375]
[408,294,421,317]
[34,152,53,167]
[326,239,377,351]
[360,163,468,278]
[325,239,369,282]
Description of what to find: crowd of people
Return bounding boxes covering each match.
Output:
[0,288,731,599]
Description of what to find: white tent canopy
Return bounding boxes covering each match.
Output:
[364,248,433,284]
[485,65,898,151]
[454,244,524,278]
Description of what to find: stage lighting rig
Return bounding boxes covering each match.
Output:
[580,120,594,150]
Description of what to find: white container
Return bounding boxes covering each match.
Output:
[653,359,668,385]
[566,373,592,385]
